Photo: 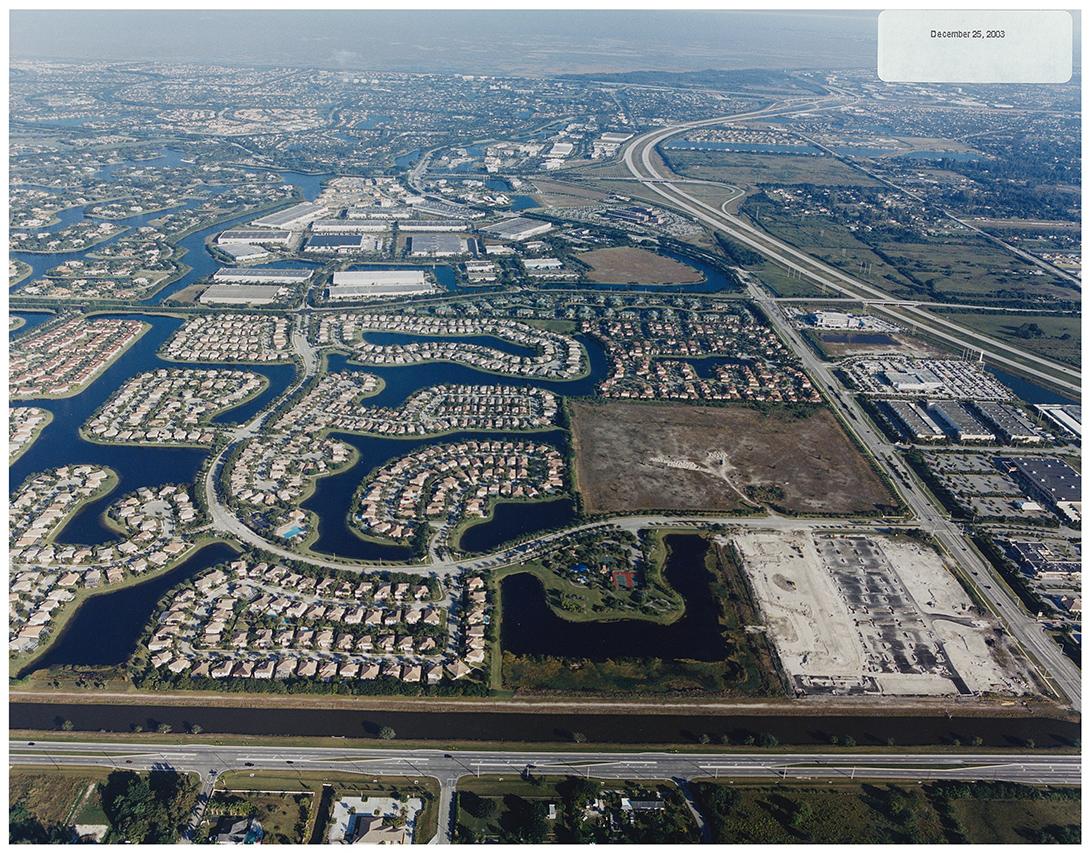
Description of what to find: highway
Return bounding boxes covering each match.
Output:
[745,277,1081,713]
[10,740,1080,843]
[618,110,1082,713]
[187,90,1078,714]
[621,114,1080,397]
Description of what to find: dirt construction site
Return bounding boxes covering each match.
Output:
[729,530,1037,698]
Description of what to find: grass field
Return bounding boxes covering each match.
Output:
[581,247,704,284]
[928,310,1081,367]
[691,780,1081,844]
[9,768,111,828]
[752,263,837,298]
[693,781,946,843]
[949,796,1081,843]
[529,178,613,206]
[569,400,898,517]
[661,149,883,189]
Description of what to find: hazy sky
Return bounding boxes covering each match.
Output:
[9,10,883,74]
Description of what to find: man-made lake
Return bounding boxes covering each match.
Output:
[458,498,577,554]
[14,543,240,679]
[10,314,295,548]
[501,534,726,661]
[821,333,899,346]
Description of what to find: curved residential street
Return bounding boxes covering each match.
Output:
[189,95,1079,715]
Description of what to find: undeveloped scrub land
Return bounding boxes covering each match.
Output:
[569,401,897,516]
[581,247,704,285]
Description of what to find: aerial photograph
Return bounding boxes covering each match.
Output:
[7,8,1081,844]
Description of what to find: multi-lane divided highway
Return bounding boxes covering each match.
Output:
[619,112,1082,714]
[9,740,1081,843]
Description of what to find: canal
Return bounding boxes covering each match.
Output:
[8,700,1077,749]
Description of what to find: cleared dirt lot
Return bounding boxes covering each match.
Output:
[569,401,898,516]
[580,247,704,285]
[733,530,1034,697]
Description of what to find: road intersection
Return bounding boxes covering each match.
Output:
[10,739,1081,843]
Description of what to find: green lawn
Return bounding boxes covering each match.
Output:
[930,310,1081,367]
[661,150,882,188]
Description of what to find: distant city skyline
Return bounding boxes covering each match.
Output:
[10,9,883,74]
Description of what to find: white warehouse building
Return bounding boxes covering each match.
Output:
[328,269,437,300]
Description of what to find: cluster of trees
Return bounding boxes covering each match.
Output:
[9,801,72,844]
[134,667,491,698]
[99,770,199,844]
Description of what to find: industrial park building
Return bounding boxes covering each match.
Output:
[219,229,292,245]
[347,205,414,219]
[810,311,864,330]
[398,219,468,232]
[412,199,485,219]
[1034,404,1082,441]
[972,401,1044,444]
[410,234,467,257]
[251,202,329,230]
[927,402,996,442]
[523,258,564,270]
[199,284,286,305]
[1000,457,1082,522]
[883,367,944,394]
[310,219,390,234]
[328,269,436,300]
[480,217,552,241]
[212,268,312,284]
[305,235,382,254]
[883,400,946,441]
[217,243,271,262]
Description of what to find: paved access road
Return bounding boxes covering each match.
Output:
[10,740,1080,843]
[746,279,1082,713]
[621,112,1080,398]
[618,114,1081,713]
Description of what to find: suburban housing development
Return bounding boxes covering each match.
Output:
[8,11,1081,844]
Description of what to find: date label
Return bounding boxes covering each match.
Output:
[879,10,1071,83]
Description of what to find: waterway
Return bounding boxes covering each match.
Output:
[14,543,240,678]
[284,330,607,561]
[501,534,727,662]
[10,313,296,547]
[10,312,54,338]
[8,700,1077,748]
[986,366,1079,405]
[458,498,577,554]
[302,428,568,562]
[821,333,899,346]
[485,179,538,211]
